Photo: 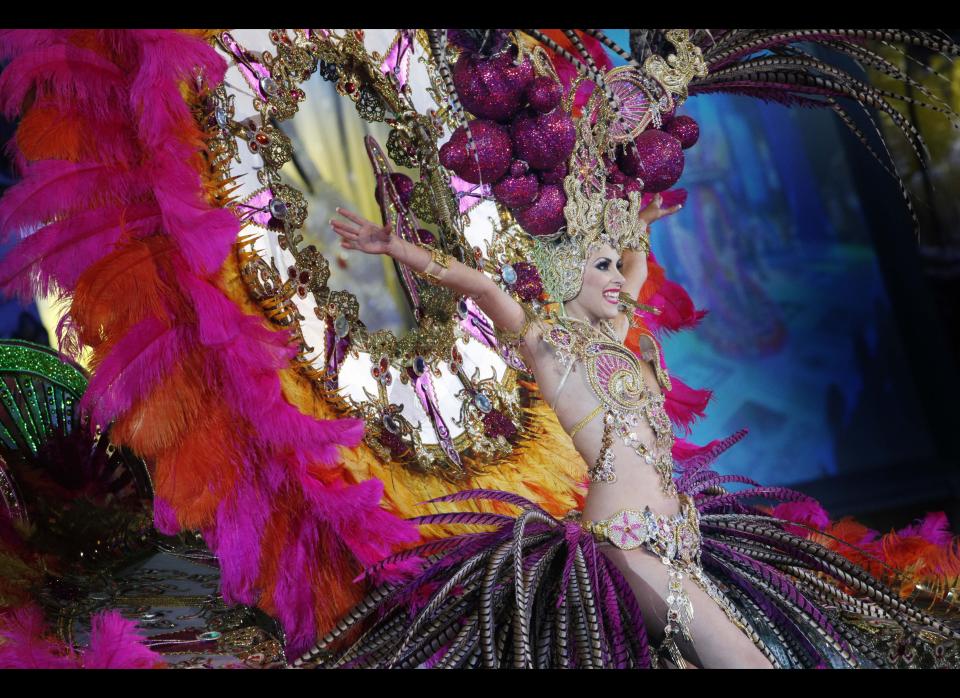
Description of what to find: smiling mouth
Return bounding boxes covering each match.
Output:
[602,288,621,304]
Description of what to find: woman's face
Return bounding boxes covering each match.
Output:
[565,243,626,323]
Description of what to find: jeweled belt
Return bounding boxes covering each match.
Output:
[583,495,702,667]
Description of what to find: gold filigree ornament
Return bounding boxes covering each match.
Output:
[210,30,543,480]
[642,29,708,106]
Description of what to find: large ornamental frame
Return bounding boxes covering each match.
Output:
[204,29,555,480]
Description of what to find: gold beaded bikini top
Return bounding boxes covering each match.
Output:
[542,316,677,496]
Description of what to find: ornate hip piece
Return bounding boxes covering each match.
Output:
[585,495,701,565]
[585,495,702,665]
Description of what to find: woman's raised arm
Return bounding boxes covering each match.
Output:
[611,194,682,340]
[331,208,529,336]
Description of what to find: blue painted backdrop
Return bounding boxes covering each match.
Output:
[605,30,936,486]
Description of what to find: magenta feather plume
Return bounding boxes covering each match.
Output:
[304,476,418,564]
[81,318,189,427]
[645,276,707,336]
[895,511,954,548]
[0,43,127,120]
[0,30,63,62]
[0,28,432,653]
[204,480,270,606]
[0,606,78,668]
[0,605,165,669]
[0,204,161,299]
[663,375,713,434]
[0,161,146,242]
[772,501,832,538]
[152,496,180,536]
[181,274,245,346]
[151,167,241,277]
[82,610,166,669]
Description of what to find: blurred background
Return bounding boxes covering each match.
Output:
[1,32,958,533]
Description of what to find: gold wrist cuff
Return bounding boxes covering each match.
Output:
[414,246,450,284]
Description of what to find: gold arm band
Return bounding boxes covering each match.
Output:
[496,313,534,351]
[569,403,605,438]
[414,246,450,284]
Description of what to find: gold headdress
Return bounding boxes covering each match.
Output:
[530,29,705,304]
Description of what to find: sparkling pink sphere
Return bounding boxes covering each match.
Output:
[631,129,685,193]
[539,161,568,185]
[452,48,534,123]
[492,172,540,208]
[666,115,700,150]
[511,109,576,171]
[512,183,566,236]
[525,76,563,114]
[438,120,513,184]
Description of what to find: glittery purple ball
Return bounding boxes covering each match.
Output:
[526,76,563,113]
[438,120,512,185]
[509,159,529,177]
[539,161,568,185]
[374,172,415,209]
[511,261,543,302]
[416,228,435,245]
[482,409,518,440]
[453,48,534,123]
[512,183,566,236]
[492,172,540,208]
[666,115,700,150]
[632,129,685,193]
[511,109,576,171]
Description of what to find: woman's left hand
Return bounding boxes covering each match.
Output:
[638,194,682,226]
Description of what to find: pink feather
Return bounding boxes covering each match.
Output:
[663,375,713,434]
[0,204,161,299]
[205,480,269,607]
[0,43,128,121]
[82,610,166,669]
[81,318,189,427]
[0,160,146,241]
[0,606,78,668]
[896,511,954,548]
[646,277,707,336]
[772,501,831,538]
[0,30,64,62]
[0,29,419,654]
[180,274,244,346]
[152,178,241,277]
[152,496,180,536]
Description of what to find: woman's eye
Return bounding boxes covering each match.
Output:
[596,261,609,271]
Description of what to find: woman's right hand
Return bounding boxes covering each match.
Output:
[330,208,395,256]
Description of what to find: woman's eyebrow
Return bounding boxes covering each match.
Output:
[595,257,611,265]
